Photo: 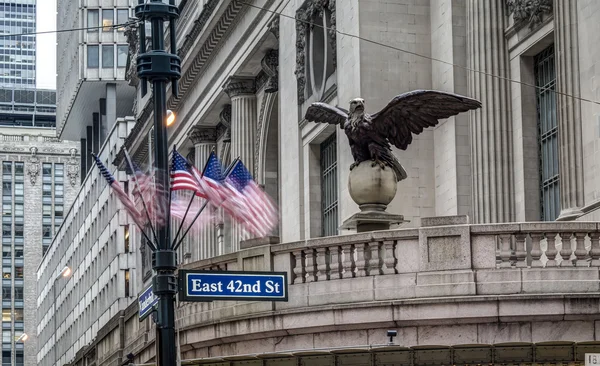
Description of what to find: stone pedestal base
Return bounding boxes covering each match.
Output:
[341,204,407,233]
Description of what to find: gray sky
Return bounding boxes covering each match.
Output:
[36,0,57,90]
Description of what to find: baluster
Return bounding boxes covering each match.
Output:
[315,247,329,281]
[574,233,589,267]
[341,244,354,279]
[382,240,397,274]
[530,232,544,268]
[498,234,512,268]
[589,232,600,267]
[545,232,558,267]
[305,249,317,282]
[367,241,382,276]
[559,232,574,267]
[329,246,341,280]
[355,243,368,277]
[514,233,527,268]
[292,250,305,284]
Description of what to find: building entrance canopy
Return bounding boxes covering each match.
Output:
[176,342,600,366]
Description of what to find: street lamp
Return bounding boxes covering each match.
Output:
[52,266,71,366]
[16,333,27,342]
[166,110,175,126]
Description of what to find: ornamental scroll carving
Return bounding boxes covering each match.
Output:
[506,0,553,29]
[124,20,139,87]
[295,0,337,104]
[261,49,279,93]
[67,148,79,187]
[26,146,39,185]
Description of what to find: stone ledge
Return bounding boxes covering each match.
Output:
[421,215,469,227]
[240,236,280,249]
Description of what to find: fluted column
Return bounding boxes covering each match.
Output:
[554,0,584,220]
[467,0,514,223]
[224,76,257,249]
[189,126,218,260]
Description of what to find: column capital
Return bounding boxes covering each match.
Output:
[224,76,256,98]
[188,126,217,145]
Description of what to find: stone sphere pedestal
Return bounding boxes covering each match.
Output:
[341,161,407,233]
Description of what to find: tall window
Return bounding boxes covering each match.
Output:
[102,45,114,68]
[117,9,129,31]
[102,9,114,31]
[88,45,99,68]
[534,45,560,221]
[88,9,99,32]
[320,133,338,236]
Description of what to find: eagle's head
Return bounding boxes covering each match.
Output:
[348,98,365,128]
[349,98,365,115]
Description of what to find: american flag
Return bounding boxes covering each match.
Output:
[193,152,230,204]
[223,160,278,238]
[171,150,202,195]
[92,153,146,229]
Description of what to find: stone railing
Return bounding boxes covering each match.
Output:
[166,217,600,356]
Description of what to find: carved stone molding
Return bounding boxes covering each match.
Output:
[506,0,553,29]
[124,20,139,87]
[216,123,231,143]
[268,16,280,40]
[188,126,218,144]
[26,146,39,185]
[261,49,279,93]
[186,148,196,166]
[295,0,337,104]
[224,77,256,99]
[220,104,232,127]
[67,147,79,187]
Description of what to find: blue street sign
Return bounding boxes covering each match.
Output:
[178,270,288,302]
[138,284,159,321]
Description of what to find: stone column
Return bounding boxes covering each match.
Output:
[188,126,217,260]
[554,0,584,220]
[224,77,257,249]
[467,0,514,223]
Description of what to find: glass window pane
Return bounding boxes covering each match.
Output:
[1,163,10,176]
[14,224,22,237]
[102,9,114,31]
[55,164,64,176]
[88,9,99,32]
[14,267,22,278]
[2,183,10,196]
[117,9,129,31]
[55,184,64,197]
[42,163,51,176]
[117,45,128,67]
[55,205,63,217]
[13,183,22,196]
[88,45,99,68]
[102,45,114,68]
[13,247,22,259]
[14,163,23,176]
[1,287,8,300]
[13,309,22,320]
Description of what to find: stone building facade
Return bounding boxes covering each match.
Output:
[37,0,600,365]
[0,127,79,366]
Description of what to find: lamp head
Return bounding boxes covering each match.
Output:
[166,110,175,126]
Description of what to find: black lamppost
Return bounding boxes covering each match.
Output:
[134,1,181,365]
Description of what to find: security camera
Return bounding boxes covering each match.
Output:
[387,330,397,345]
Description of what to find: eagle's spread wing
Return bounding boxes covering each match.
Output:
[305,102,348,127]
[370,90,481,150]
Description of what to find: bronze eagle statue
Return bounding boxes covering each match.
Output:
[304,90,482,181]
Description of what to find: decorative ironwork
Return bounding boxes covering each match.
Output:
[320,132,338,236]
[506,0,553,29]
[534,44,560,221]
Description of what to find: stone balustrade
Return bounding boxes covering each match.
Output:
[169,217,600,357]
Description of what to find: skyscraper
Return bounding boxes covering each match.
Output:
[0,0,36,89]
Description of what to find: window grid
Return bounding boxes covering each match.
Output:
[534,45,560,221]
[320,133,338,237]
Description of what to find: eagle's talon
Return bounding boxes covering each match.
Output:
[371,158,386,169]
[349,162,359,170]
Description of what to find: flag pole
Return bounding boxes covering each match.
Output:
[123,148,159,245]
[171,192,195,248]
[172,200,208,251]
[172,156,239,251]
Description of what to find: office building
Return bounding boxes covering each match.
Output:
[0,0,36,89]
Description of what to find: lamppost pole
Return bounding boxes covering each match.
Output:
[134,1,181,365]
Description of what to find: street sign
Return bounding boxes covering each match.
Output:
[138,284,158,321]
[178,270,288,302]
[586,354,600,366]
